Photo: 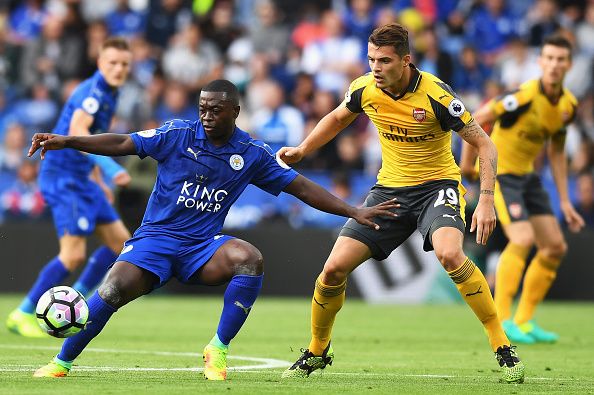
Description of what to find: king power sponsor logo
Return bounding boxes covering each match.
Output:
[176,180,228,212]
[350,234,446,303]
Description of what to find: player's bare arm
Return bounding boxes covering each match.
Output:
[283,174,398,230]
[459,104,497,180]
[548,132,585,233]
[29,133,136,160]
[457,119,497,245]
[278,105,358,164]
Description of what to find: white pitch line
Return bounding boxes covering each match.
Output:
[0,344,291,371]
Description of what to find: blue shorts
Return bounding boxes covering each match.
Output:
[116,233,235,287]
[39,171,119,237]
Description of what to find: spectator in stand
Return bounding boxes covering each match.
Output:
[19,15,84,96]
[574,170,594,228]
[154,82,196,124]
[465,0,521,64]
[105,0,146,39]
[251,79,304,154]
[162,22,223,93]
[145,0,193,51]
[342,0,378,60]
[497,37,541,90]
[576,3,594,56]
[1,159,45,222]
[79,21,109,78]
[7,0,47,45]
[291,4,325,51]
[13,83,59,137]
[290,72,316,118]
[201,0,244,55]
[0,122,27,189]
[454,46,491,98]
[526,0,560,47]
[416,27,454,85]
[300,10,363,95]
[249,0,290,69]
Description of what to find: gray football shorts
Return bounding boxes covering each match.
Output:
[495,173,553,225]
[339,179,466,260]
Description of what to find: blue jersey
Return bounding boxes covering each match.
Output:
[42,70,119,176]
[130,120,299,241]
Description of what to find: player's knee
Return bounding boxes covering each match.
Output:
[434,246,465,271]
[231,244,263,276]
[540,240,567,263]
[59,253,86,271]
[321,262,348,285]
[98,280,126,308]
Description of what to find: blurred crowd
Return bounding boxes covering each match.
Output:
[0,0,593,230]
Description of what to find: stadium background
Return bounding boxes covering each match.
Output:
[0,0,593,301]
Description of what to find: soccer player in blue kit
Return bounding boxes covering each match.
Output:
[27,79,398,380]
[6,38,133,337]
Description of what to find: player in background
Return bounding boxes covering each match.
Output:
[28,79,398,381]
[279,23,525,383]
[6,38,133,338]
[460,34,584,344]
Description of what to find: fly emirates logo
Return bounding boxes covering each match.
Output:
[176,180,228,212]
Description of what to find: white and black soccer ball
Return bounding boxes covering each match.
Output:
[36,286,89,338]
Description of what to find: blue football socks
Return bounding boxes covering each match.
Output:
[215,274,264,345]
[73,246,118,297]
[58,291,117,362]
[19,257,70,314]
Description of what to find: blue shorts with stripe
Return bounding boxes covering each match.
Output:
[39,171,119,237]
[116,233,235,287]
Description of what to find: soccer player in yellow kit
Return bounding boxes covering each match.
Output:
[460,35,584,344]
[279,23,524,383]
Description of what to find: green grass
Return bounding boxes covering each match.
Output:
[1,295,593,394]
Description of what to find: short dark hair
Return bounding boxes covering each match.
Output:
[202,79,240,106]
[368,23,410,57]
[101,37,130,52]
[542,34,573,58]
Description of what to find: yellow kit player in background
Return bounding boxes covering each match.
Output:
[460,35,584,344]
[279,23,524,383]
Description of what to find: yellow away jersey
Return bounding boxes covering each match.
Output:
[489,79,577,175]
[343,65,473,187]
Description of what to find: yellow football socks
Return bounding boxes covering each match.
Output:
[514,253,558,325]
[495,243,531,320]
[308,274,346,355]
[448,258,509,351]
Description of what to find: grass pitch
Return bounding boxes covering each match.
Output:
[1,295,593,394]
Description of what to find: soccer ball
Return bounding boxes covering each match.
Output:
[36,286,89,338]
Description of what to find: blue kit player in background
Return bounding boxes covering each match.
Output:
[6,37,133,337]
[27,79,398,380]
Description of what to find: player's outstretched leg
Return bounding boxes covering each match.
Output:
[7,256,70,338]
[282,274,344,378]
[34,291,117,378]
[34,262,157,378]
[72,246,118,297]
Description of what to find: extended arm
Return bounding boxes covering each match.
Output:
[29,133,137,160]
[548,133,585,232]
[283,175,398,230]
[278,105,358,164]
[457,119,498,244]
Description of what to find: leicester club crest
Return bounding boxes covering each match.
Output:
[412,108,426,122]
[229,154,244,170]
